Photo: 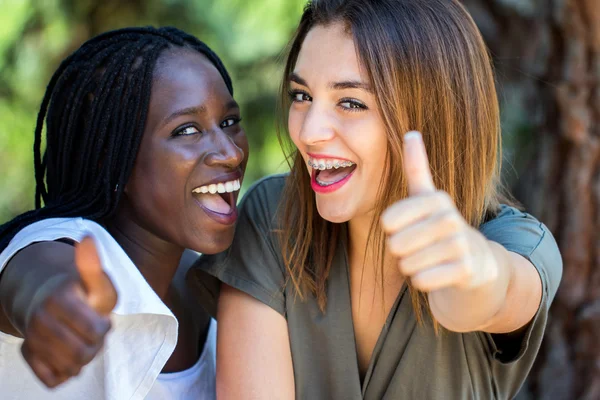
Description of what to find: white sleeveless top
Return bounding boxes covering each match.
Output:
[0,218,216,400]
[147,319,216,399]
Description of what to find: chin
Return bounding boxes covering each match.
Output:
[188,227,235,255]
[316,200,353,224]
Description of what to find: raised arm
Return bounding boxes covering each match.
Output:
[0,238,117,387]
[381,132,561,333]
[216,284,295,400]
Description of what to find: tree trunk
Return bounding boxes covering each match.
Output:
[462,0,600,399]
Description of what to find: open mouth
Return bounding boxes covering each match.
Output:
[192,178,240,216]
[314,164,357,186]
[308,157,357,189]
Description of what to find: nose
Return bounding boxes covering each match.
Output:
[298,104,336,146]
[204,130,245,169]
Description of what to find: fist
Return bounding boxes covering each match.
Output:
[381,131,498,292]
[21,236,118,388]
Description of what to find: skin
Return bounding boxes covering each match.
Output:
[216,22,542,398]
[0,47,249,387]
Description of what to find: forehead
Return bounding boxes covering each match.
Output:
[151,48,232,105]
[294,22,364,82]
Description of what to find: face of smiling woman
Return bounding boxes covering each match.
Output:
[288,23,388,225]
[122,48,249,254]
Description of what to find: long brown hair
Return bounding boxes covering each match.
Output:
[277,0,504,320]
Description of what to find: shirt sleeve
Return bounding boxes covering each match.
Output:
[0,219,85,274]
[192,175,288,317]
[476,205,563,396]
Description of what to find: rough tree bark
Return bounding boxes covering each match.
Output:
[462,0,600,399]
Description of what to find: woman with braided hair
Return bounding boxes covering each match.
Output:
[0,26,247,399]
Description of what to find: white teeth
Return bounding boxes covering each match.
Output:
[308,157,355,171]
[193,179,241,195]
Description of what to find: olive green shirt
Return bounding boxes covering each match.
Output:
[192,174,562,400]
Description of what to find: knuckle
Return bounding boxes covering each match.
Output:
[460,259,474,280]
[387,236,402,257]
[50,375,68,388]
[94,317,111,337]
[434,191,453,208]
[398,260,410,275]
[72,345,90,364]
[410,273,427,291]
[452,236,470,255]
[69,365,83,378]
[82,316,110,342]
[442,212,462,232]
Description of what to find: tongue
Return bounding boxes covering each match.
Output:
[317,166,355,185]
[197,193,232,214]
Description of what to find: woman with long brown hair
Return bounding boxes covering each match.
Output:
[196,0,562,398]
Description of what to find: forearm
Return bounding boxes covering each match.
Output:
[0,241,79,335]
[428,241,517,333]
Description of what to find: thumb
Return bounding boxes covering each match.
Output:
[403,131,436,196]
[75,236,117,315]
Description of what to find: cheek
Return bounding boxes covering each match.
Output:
[129,143,195,212]
[288,107,304,147]
[341,116,388,165]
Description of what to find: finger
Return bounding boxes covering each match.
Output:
[381,191,454,234]
[399,235,469,276]
[411,262,472,292]
[22,349,58,388]
[387,210,464,259]
[26,311,92,377]
[46,286,111,345]
[75,236,117,315]
[21,341,70,388]
[403,131,436,196]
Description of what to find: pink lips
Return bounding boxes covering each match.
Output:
[307,153,356,194]
[310,168,355,194]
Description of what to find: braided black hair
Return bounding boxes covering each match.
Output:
[0,26,233,251]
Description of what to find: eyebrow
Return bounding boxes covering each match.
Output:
[289,72,372,93]
[161,100,240,128]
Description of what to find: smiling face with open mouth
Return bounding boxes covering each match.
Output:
[287,22,388,224]
[123,48,248,254]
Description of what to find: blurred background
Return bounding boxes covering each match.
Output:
[0,0,598,399]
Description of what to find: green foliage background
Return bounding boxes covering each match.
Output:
[0,0,306,222]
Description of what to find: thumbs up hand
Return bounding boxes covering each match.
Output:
[381,131,499,293]
[21,236,117,388]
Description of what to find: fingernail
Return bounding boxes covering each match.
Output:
[404,131,422,141]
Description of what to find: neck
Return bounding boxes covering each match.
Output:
[347,211,395,276]
[105,209,184,300]
[348,213,373,267]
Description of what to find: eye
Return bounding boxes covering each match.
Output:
[289,90,312,103]
[339,98,368,112]
[173,125,200,136]
[221,117,241,129]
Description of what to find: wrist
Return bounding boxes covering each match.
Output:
[428,241,513,332]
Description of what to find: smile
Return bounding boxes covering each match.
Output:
[192,174,242,225]
[192,178,241,194]
[308,156,356,194]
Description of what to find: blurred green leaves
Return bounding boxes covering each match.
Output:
[0,0,305,222]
